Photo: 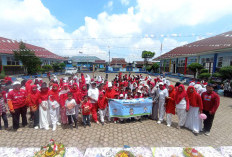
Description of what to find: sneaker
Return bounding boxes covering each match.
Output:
[17,128,23,132]
[167,124,171,127]
[52,125,56,131]
[101,122,104,126]
[114,121,117,124]
[96,121,100,124]
[45,127,49,130]
[205,131,210,136]
[157,121,161,124]
[177,126,181,129]
[84,124,86,128]
[57,122,61,126]
[34,126,39,130]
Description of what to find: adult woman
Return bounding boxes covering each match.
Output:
[185,86,203,134]
[175,84,189,129]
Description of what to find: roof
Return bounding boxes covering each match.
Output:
[71,56,102,62]
[154,30,232,60]
[94,60,106,63]
[110,58,127,64]
[0,37,64,60]
[133,61,154,65]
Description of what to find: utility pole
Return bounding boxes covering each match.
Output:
[108,46,110,65]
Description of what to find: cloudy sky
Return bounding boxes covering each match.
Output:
[1,0,232,62]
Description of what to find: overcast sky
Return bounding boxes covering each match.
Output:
[1,0,232,61]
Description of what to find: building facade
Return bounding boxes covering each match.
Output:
[154,31,232,75]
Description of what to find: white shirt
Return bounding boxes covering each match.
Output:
[158,88,169,102]
[176,98,186,109]
[88,88,99,103]
[65,99,77,115]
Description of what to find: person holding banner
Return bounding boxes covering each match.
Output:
[157,82,169,124]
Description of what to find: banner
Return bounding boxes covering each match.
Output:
[109,98,153,118]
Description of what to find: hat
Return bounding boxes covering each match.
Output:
[108,82,112,87]
[159,82,164,86]
[13,81,20,86]
[119,94,124,98]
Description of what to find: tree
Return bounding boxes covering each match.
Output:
[14,42,42,75]
[151,63,160,73]
[219,66,232,79]
[141,50,155,67]
[59,63,66,70]
[52,63,61,72]
[187,63,203,78]
[42,65,53,72]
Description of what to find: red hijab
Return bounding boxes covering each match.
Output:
[175,84,187,104]
[49,84,59,102]
[168,85,176,98]
[187,86,197,106]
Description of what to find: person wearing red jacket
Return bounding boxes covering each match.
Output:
[98,92,107,125]
[59,83,69,125]
[38,82,50,130]
[201,83,220,136]
[185,86,203,134]
[175,84,189,129]
[7,81,27,131]
[166,85,176,127]
[81,95,92,128]
[48,84,60,131]
[26,85,40,129]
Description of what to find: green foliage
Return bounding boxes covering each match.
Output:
[200,69,208,74]
[141,51,155,59]
[14,42,42,75]
[72,64,77,67]
[212,72,222,78]
[146,66,152,72]
[52,63,61,72]
[187,63,203,78]
[198,72,211,79]
[219,66,232,79]
[42,65,53,72]
[60,63,66,69]
[150,63,160,73]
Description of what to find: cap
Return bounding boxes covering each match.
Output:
[13,81,20,86]
[159,82,164,86]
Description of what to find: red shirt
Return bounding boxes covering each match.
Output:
[201,91,220,114]
[7,89,27,109]
[98,96,107,110]
[81,101,92,115]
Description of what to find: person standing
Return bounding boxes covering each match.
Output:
[7,81,27,131]
[88,82,99,124]
[201,83,220,136]
[156,82,169,124]
[175,84,189,129]
[165,85,176,127]
[185,86,203,135]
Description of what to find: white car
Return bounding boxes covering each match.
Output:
[65,67,77,75]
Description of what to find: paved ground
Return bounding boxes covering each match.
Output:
[0,72,231,153]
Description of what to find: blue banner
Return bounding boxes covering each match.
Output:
[109,98,153,118]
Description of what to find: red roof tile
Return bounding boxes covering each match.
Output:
[110,58,127,64]
[94,60,106,63]
[0,37,64,60]
[154,31,232,60]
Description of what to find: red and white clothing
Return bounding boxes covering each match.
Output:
[98,92,107,123]
[166,85,176,126]
[201,91,220,114]
[7,89,27,110]
[88,87,99,122]
[38,88,50,129]
[81,101,92,115]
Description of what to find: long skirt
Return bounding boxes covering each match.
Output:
[39,101,50,129]
[185,106,202,133]
[176,108,187,127]
[75,105,79,120]
[158,101,165,121]
[49,101,60,125]
[151,102,159,120]
[60,107,68,124]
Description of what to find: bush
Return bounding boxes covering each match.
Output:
[198,73,211,79]
[219,66,232,79]
[42,65,53,72]
[146,66,152,72]
[187,63,203,78]
[200,69,208,74]
[212,72,222,78]
[0,73,5,79]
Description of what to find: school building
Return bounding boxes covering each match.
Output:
[0,36,64,75]
[154,31,232,75]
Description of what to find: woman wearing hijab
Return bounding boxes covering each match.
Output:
[156,82,169,124]
[185,86,203,135]
[175,84,189,129]
[48,84,60,131]
[70,83,80,120]
[165,85,176,127]
[38,83,50,130]
[59,83,70,125]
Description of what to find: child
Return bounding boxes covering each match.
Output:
[0,93,8,130]
[81,95,92,128]
[98,92,107,125]
[166,85,176,127]
[65,92,78,129]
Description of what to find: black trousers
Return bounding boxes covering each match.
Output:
[203,110,215,132]
[68,115,77,126]
[0,112,8,129]
[33,109,39,127]
[12,106,28,130]
[83,115,90,125]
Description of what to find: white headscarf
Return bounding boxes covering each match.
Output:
[85,74,91,84]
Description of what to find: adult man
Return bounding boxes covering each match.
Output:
[88,81,99,124]
[201,83,220,136]
[7,81,27,131]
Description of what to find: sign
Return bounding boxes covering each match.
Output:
[109,98,153,118]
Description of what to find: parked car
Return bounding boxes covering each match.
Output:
[65,67,77,75]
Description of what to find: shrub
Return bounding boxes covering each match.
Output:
[219,66,232,79]
[42,65,53,72]
[198,73,211,79]
[212,72,222,78]
[200,69,208,74]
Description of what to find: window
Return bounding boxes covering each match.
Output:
[7,57,19,65]
[217,57,223,68]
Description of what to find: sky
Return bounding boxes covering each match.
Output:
[1,0,232,62]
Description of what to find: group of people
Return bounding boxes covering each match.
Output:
[0,73,220,136]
